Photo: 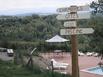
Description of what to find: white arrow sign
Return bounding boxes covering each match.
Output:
[64,21,77,27]
[57,5,90,13]
[57,7,71,13]
[57,13,78,20]
[60,28,94,35]
[56,12,90,20]
[56,11,90,20]
[57,6,77,13]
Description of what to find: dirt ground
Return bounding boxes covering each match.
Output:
[0,52,13,61]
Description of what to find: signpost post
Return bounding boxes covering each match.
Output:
[56,5,94,77]
[69,6,79,77]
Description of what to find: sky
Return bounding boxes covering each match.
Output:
[0,0,97,15]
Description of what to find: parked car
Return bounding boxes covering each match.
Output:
[0,47,7,52]
[7,49,14,57]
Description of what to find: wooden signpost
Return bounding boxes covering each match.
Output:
[56,5,94,77]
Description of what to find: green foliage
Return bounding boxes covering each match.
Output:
[89,15,103,56]
[0,14,68,51]
[90,0,103,14]
[0,14,62,41]
[1,13,103,55]
[0,60,71,77]
[77,35,91,52]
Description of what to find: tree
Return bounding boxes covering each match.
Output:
[89,15,103,58]
[90,0,103,14]
[89,0,103,58]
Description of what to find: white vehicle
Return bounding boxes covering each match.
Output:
[7,49,14,57]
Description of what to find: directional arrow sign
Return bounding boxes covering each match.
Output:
[64,21,77,27]
[57,5,90,13]
[60,28,94,35]
[56,11,90,20]
[57,7,71,13]
[78,5,90,11]
[57,13,78,20]
[57,6,78,13]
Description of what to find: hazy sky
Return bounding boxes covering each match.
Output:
[0,0,97,15]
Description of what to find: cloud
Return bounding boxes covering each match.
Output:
[0,0,96,15]
[0,0,96,9]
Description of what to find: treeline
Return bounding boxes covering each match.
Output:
[0,14,66,51]
[0,14,90,52]
[0,13,103,55]
[0,15,62,41]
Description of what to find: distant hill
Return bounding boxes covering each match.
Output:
[0,12,57,17]
[15,12,57,16]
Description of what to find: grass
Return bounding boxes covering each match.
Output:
[0,60,71,77]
